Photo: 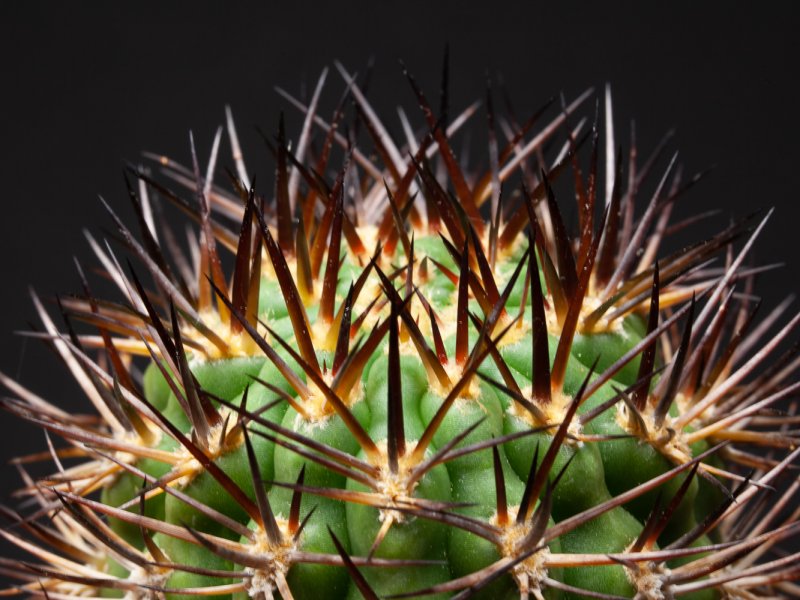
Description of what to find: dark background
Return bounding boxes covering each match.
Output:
[0,0,798,582]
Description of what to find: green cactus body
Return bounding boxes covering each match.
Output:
[2,66,798,600]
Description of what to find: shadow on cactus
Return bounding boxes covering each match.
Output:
[1,58,799,600]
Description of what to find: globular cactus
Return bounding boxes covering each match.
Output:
[2,61,799,600]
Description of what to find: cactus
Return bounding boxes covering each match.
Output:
[1,63,799,600]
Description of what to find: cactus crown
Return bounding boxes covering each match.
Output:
[1,60,799,600]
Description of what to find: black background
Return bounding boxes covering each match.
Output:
[0,0,798,580]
